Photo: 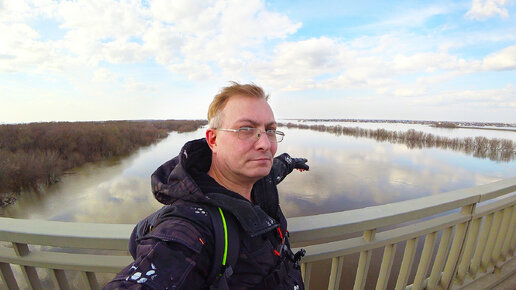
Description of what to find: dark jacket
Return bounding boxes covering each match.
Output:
[104,138,304,289]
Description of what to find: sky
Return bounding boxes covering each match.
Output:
[0,0,515,124]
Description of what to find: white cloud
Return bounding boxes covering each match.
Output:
[392,52,468,72]
[414,86,516,108]
[482,45,516,70]
[0,22,71,73]
[150,0,218,32]
[168,61,214,80]
[466,0,509,20]
[92,68,117,83]
[393,87,426,97]
[123,80,156,93]
[102,40,146,64]
[218,0,300,43]
[322,62,394,91]
[414,71,465,86]
[143,0,302,80]
[252,37,349,90]
[252,34,480,94]
[142,22,185,64]
[349,34,408,55]
[158,0,301,79]
[56,0,147,66]
[0,0,34,21]
[58,0,145,40]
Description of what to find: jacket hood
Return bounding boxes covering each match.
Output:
[151,138,211,205]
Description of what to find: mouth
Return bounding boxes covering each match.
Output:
[250,157,272,162]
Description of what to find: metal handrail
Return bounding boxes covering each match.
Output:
[288,177,516,244]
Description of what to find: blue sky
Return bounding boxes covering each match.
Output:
[0,0,515,123]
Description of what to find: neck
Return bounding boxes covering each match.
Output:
[207,166,254,202]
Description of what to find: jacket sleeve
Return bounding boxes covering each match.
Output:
[271,153,296,185]
[103,218,212,290]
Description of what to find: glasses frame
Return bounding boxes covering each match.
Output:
[216,127,285,143]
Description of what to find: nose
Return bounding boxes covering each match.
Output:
[254,130,271,151]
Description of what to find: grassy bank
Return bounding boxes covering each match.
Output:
[0,120,206,205]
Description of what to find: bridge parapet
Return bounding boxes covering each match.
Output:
[1,177,515,289]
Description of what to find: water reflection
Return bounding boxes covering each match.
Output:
[277,128,513,217]
[284,120,516,141]
[3,127,515,223]
[281,123,515,162]
[1,130,202,222]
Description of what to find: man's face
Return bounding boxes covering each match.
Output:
[210,95,278,183]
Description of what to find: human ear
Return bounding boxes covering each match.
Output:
[205,129,217,151]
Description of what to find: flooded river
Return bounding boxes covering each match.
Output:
[3,123,515,223]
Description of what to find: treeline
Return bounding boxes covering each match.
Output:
[280,123,515,162]
[431,122,458,128]
[0,120,206,204]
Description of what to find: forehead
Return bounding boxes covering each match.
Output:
[221,94,275,126]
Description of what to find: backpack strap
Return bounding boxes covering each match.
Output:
[206,206,240,290]
[130,203,241,289]
[130,205,175,258]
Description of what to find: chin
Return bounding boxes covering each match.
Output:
[248,167,272,179]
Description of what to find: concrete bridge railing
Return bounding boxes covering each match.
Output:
[1,177,515,289]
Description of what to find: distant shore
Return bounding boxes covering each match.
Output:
[279,122,515,162]
[456,126,516,132]
[285,119,516,129]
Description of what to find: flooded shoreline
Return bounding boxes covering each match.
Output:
[279,122,515,162]
[0,120,207,207]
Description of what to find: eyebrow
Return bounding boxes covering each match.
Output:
[236,119,277,127]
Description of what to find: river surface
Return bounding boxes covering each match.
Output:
[3,122,515,223]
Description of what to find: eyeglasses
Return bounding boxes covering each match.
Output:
[216,127,285,143]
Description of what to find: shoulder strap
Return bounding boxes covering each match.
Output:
[206,206,240,289]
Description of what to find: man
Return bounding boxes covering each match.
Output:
[105,82,309,289]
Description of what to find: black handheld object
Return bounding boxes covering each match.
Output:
[292,158,309,171]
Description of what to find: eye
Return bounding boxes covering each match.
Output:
[239,127,254,131]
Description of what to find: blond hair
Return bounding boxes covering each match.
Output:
[207,82,269,128]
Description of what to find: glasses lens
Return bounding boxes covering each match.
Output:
[237,127,258,140]
[265,130,276,142]
[274,131,284,143]
[236,128,284,143]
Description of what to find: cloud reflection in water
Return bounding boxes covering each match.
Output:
[277,128,512,217]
